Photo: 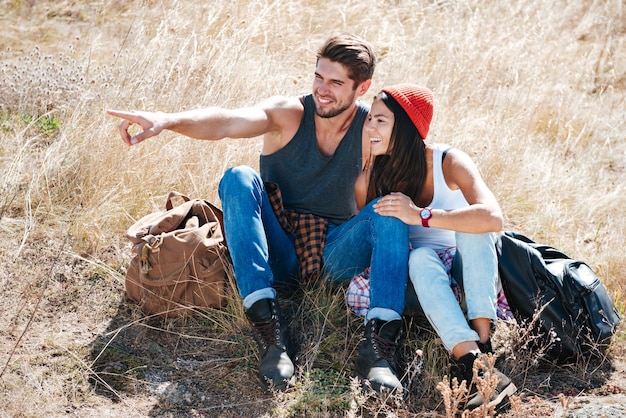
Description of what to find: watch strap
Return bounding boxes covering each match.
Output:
[421,207,432,228]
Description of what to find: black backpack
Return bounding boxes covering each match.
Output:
[496,231,621,363]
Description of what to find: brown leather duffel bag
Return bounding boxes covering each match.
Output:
[125,191,229,316]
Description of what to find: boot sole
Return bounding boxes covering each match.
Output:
[354,371,405,399]
[487,382,518,410]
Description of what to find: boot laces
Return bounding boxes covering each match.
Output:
[252,316,280,349]
[373,332,397,362]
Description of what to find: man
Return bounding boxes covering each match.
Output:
[108,33,409,394]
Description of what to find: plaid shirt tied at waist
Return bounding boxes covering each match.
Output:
[265,182,328,282]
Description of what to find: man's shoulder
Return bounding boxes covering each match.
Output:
[254,95,306,133]
[258,95,308,150]
[258,95,306,113]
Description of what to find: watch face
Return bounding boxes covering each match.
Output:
[420,208,430,219]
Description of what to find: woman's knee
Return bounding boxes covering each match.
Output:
[409,248,446,290]
[409,247,440,267]
[455,231,497,249]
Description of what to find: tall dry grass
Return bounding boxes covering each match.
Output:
[1,0,624,416]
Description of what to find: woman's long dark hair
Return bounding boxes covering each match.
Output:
[366,92,427,204]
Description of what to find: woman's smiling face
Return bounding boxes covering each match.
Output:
[365,97,395,156]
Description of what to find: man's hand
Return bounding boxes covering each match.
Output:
[107,109,167,145]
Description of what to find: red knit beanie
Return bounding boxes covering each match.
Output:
[381,84,433,139]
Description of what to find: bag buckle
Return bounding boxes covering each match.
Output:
[141,235,163,273]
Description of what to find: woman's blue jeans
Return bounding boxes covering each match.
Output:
[408,232,498,351]
[218,166,409,321]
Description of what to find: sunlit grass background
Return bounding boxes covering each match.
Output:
[1,0,624,416]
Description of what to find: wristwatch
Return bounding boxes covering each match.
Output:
[420,207,433,227]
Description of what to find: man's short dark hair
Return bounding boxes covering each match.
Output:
[316,33,377,88]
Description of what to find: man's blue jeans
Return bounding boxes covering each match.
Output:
[218,166,409,321]
[408,232,498,351]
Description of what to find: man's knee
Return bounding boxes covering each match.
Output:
[219,165,258,195]
[360,198,407,230]
[220,165,257,184]
[356,198,379,218]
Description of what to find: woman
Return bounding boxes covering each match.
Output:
[350,83,516,411]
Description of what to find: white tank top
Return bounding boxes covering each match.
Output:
[408,143,468,250]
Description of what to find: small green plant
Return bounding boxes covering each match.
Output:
[37,114,62,136]
[0,111,13,134]
[20,112,62,136]
[289,368,354,414]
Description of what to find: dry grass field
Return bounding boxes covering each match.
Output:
[1,0,625,416]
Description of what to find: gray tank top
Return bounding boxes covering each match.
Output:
[260,94,369,224]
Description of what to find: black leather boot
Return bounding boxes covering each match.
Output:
[354,318,404,394]
[245,298,295,392]
[477,338,493,355]
[450,352,517,411]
